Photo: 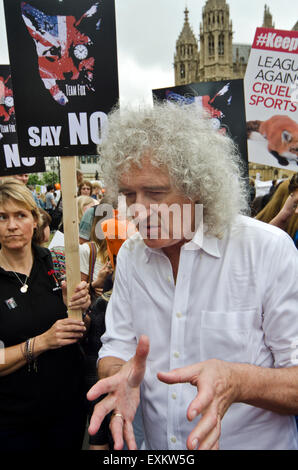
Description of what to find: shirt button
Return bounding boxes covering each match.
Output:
[170,436,177,443]
[176,312,182,318]
[167,276,172,283]
[171,392,177,400]
[173,351,180,358]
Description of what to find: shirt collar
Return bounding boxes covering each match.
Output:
[142,224,222,262]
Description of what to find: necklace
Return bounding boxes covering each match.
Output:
[13,272,29,293]
[0,252,30,294]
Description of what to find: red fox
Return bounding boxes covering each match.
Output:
[247,115,298,166]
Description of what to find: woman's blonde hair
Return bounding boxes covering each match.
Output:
[0,179,41,226]
[77,195,96,223]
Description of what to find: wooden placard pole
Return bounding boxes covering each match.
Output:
[60,156,82,321]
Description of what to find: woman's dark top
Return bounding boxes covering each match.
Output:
[0,244,85,429]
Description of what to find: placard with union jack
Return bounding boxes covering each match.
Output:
[3,0,119,157]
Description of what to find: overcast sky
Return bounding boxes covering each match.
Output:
[0,0,297,106]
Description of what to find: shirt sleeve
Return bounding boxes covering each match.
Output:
[262,232,298,368]
[79,243,90,276]
[98,244,137,362]
[79,207,94,241]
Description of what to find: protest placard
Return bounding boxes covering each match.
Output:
[244,27,298,171]
[0,64,45,177]
[4,0,119,318]
[153,79,248,177]
[4,0,119,158]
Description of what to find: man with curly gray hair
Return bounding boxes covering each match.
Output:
[87,102,298,450]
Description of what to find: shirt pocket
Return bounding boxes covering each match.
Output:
[200,309,260,364]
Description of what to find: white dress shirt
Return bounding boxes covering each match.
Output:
[99,215,298,450]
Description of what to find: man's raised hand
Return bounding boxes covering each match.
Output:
[87,335,150,450]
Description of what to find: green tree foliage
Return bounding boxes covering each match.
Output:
[42,172,59,185]
[28,173,43,185]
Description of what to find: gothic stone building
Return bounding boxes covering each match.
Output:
[174,1,296,181]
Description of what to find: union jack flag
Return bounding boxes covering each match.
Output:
[21,2,101,105]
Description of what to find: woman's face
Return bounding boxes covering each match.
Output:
[80,185,91,196]
[0,199,37,252]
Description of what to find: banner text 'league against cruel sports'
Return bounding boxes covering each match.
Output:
[27,111,108,148]
[247,28,298,113]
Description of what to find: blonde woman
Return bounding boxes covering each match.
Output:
[79,202,113,298]
[0,179,90,450]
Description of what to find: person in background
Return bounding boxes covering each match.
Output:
[78,181,93,197]
[45,185,56,214]
[77,195,98,225]
[79,201,114,450]
[269,173,298,248]
[79,208,113,300]
[33,208,52,246]
[0,179,90,450]
[91,182,103,201]
[76,169,84,188]
[79,205,96,244]
[11,174,29,185]
[27,184,44,210]
[256,176,298,245]
[80,203,142,450]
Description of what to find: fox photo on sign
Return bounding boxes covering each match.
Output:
[244,27,298,171]
[3,0,119,157]
[153,79,248,176]
[0,64,45,176]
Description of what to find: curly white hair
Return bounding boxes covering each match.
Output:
[98,101,249,237]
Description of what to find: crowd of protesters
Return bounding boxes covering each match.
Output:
[0,102,297,451]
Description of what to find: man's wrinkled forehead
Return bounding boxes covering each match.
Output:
[117,155,170,188]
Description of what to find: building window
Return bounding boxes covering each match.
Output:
[180,63,185,79]
[218,33,224,56]
[208,33,214,57]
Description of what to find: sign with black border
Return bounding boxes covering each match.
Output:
[0,64,45,176]
[3,0,119,157]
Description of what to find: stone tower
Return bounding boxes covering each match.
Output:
[199,0,233,82]
[262,4,275,28]
[174,8,200,85]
